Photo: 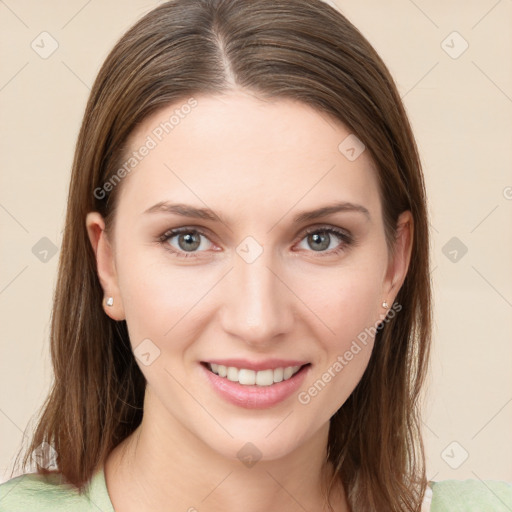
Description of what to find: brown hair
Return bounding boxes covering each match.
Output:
[13,1,432,510]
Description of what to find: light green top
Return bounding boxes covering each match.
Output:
[0,467,114,512]
[1,467,512,511]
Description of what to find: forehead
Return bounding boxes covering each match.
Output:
[116,90,381,221]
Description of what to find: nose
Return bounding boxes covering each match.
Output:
[219,249,294,348]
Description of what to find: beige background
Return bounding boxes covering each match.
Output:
[1,0,511,484]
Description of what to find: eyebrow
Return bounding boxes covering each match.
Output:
[143,200,371,224]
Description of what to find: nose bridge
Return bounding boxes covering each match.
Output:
[220,246,292,344]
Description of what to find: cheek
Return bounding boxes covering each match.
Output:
[292,259,385,412]
[293,259,385,345]
[116,248,217,353]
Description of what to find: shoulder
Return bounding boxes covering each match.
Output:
[0,469,112,512]
[429,478,512,511]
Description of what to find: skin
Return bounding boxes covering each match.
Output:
[86,89,413,512]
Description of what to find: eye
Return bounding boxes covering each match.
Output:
[157,225,354,259]
[158,228,214,258]
[296,226,353,255]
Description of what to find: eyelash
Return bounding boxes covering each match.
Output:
[157,225,354,259]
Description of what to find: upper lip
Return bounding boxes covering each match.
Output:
[202,359,310,371]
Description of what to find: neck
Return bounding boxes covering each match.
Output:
[104,388,348,512]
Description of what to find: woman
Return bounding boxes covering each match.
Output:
[1,0,511,510]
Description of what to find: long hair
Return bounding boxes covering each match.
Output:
[13,1,432,510]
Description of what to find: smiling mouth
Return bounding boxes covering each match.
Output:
[201,362,311,386]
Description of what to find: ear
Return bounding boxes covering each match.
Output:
[85,212,126,321]
[382,210,414,307]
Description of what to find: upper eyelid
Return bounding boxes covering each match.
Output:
[300,225,351,237]
[159,225,215,242]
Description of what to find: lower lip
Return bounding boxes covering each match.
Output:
[200,363,311,409]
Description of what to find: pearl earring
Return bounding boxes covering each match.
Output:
[382,301,389,309]
[106,297,114,307]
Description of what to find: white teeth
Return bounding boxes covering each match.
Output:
[283,367,294,380]
[238,369,256,385]
[273,367,284,382]
[256,369,274,386]
[226,367,238,382]
[207,364,302,386]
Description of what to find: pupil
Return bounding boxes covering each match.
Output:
[309,232,329,251]
[178,232,200,251]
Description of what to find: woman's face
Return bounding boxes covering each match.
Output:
[87,90,411,462]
